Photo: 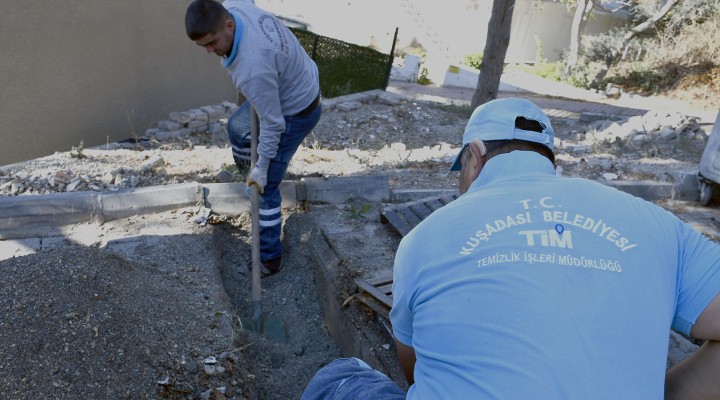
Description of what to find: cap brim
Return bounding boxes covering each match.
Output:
[449,150,462,171]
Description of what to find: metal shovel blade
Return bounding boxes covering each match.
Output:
[239,302,287,344]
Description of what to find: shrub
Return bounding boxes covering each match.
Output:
[518,61,563,82]
[417,68,432,85]
[463,53,483,70]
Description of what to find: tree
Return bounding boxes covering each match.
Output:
[566,0,593,67]
[565,0,628,68]
[590,0,680,87]
[471,0,516,109]
[622,0,680,43]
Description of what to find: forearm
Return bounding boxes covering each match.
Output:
[666,340,720,399]
[395,339,416,386]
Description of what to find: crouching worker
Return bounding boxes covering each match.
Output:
[301,98,720,399]
[185,0,322,276]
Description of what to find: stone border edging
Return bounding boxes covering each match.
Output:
[0,176,392,240]
[0,172,701,240]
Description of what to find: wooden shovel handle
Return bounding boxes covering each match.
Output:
[250,108,261,304]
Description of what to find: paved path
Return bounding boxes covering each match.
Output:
[387,76,718,128]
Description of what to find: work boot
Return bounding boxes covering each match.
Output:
[260,256,283,277]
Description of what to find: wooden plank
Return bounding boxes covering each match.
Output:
[439,194,458,205]
[381,209,413,237]
[365,273,394,286]
[409,202,433,221]
[424,198,445,212]
[382,194,458,238]
[355,279,393,308]
[397,206,423,228]
[355,293,390,321]
[376,283,392,296]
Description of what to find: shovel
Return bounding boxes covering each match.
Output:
[239,106,287,344]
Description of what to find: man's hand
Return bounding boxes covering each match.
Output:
[246,166,268,194]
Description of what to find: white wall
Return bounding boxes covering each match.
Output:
[0,0,237,165]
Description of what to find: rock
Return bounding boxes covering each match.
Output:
[568,145,592,154]
[101,172,115,186]
[203,364,226,375]
[377,92,403,106]
[659,127,678,140]
[216,170,236,183]
[336,101,362,111]
[632,134,652,143]
[169,111,193,124]
[66,179,81,192]
[158,120,182,131]
[129,175,141,187]
[139,155,165,173]
[183,358,198,373]
[587,157,613,171]
[605,83,622,99]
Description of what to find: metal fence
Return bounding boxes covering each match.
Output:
[291,28,398,99]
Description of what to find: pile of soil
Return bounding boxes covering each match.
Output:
[0,208,350,400]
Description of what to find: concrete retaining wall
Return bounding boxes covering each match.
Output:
[0,0,236,165]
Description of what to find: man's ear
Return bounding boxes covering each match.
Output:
[472,140,486,157]
[467,140,486,177]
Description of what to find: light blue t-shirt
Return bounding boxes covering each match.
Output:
[390,151,720,399]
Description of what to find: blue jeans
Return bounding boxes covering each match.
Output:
[227,101,322,260]
[227,101,252,166]
[301,358,406,400]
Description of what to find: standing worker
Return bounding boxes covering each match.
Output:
[301,98,720,399]
[185,0,322,276]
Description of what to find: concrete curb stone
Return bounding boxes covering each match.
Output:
[0,191,102,232]
[0,175,702,240]
[0,176,390,239]
[302,176,391,204]
[100,183,201,221]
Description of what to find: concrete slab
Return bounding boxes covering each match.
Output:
[203,182,298,215]
[0,177,397,240]
[391,188,458,204]
[303,176,391,204]
[602,180,674,200]
[0,192,101,233]
[101,183,201,221]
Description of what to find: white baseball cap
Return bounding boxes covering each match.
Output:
[450,98,554,171]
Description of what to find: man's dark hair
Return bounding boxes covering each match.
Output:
[484,140,555,164]
[483,116,555,164]
[185,0,230,40]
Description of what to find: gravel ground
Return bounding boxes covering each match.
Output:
[0,90,715,399]
[0,90,710,196]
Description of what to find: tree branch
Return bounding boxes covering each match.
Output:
[623,0,680,42]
